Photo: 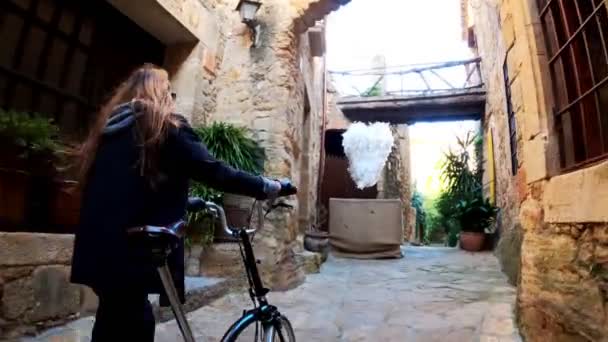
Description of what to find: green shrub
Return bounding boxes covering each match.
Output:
[0,109,60,158]
[186,122,265,245]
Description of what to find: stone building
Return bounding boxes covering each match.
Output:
[0,0,351,337]
[463,0,608,340]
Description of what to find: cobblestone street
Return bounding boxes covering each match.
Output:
[156,246,521,342]
[23,246,520,342]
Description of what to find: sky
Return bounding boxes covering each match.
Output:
[326,0,473,72]
[325,0,479,195]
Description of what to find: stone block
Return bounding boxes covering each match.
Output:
[79,286,98,315]
[519,229,607,340]
[519,198,543,232]
[0,233,74,267]
[501,13,516,48]
[495,224,523,286]
[522,136,547,183]
[1,276,33,320]
[27,266,81,322]
[509,78,523,113]
[202,48,217,76]
[0,266,34,284]
[506,46,522,82]
[544,160,608,223]
[198,243,243,278]
[295,250,323,274]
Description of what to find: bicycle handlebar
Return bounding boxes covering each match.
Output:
[187,179,297,237]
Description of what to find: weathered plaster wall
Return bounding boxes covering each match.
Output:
[467,0,608,340]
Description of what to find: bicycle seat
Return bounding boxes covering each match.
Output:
[126,221,186,265]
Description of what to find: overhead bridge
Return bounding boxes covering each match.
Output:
[331,58,487,124]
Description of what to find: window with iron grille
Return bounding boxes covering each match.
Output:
[537,0,608,170]
[0,0,165,138]
[503,59,518,175]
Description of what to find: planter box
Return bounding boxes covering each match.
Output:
[329,198,403,259]
[0,169,29,228]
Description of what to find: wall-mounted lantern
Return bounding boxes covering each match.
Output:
[236,0,262,47]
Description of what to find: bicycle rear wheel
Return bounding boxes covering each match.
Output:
[264,315,295,342]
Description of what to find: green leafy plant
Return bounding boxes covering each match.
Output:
[411,190,426,243]
[0,109,60,158]
[441,131,480,198]
[361,76,384,97]
[436,130,497,236]
[455,196,499,233]
[194,122,265,174]
[185,122,265,245]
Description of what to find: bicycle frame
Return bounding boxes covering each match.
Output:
[219,209,289,342]
[237,228,269,301]
[155,199,292,342]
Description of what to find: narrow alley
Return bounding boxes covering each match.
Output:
[159,247,520,342]
[30,247,520,342]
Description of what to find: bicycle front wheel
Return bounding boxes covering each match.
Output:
[264,315,295,342]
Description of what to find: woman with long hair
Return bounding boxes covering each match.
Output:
[70,64,291,341]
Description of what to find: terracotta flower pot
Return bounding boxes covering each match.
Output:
[304,231,329,252]
[459,231,485,252]
[304,231,329,262]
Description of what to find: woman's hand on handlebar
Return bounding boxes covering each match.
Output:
[261,177,297,200]
[278,179,297,197]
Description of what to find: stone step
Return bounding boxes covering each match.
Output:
[18,276,232,341]
[151,276,232,322]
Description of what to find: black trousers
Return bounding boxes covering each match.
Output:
[92,289,155,342]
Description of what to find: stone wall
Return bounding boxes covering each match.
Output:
[0,233,96,339]
[204,0,349,290]
[466,0,608,340]
[466,0,522,285]
[378,126,413,241]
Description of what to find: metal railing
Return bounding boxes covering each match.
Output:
[329,57,484,98]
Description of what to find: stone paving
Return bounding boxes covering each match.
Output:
[156,246,521,342]
[22,246,521,342]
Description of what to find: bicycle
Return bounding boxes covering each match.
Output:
[126,181,298,342]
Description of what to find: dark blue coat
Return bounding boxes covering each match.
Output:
[70,104,268,302]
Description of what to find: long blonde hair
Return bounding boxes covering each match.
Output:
[76,64,180,186]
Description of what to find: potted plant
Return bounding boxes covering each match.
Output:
[0,109,60,229]
[455,196,498,251]
[436,131,494,250]
[193,122,265,242]
[303,205,329,260]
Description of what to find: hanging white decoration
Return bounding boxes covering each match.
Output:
[342,122,394,189]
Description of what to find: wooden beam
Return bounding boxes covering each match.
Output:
[337,90,486,124]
